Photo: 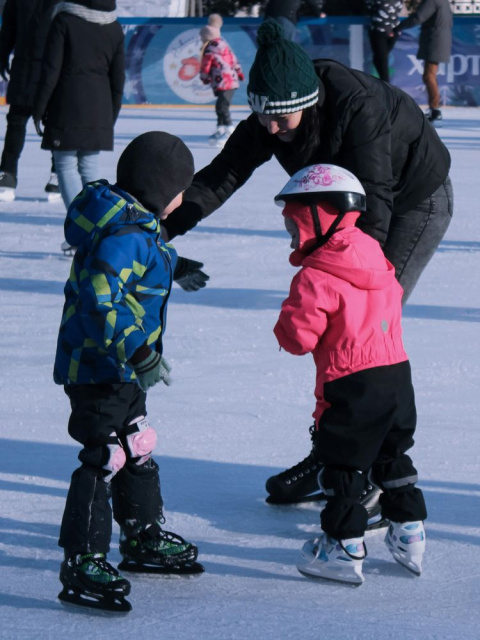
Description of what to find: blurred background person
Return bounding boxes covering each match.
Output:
[0,0,60,202]
[394,0,453,122]
[264,0,326,41]
[32,0,125,252]
[199,20,244,148]
[365,0,403,83]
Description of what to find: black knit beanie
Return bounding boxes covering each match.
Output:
[116,132,195,215]
[247,19,320,115]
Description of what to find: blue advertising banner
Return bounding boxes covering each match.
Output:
[1,17,479,107]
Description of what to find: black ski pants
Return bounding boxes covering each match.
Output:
[317,362,427,540]
[59,383,163,555]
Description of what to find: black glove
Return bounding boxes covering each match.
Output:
[33,118,44,137]
[0,59,9,82]
[174,257,209,292]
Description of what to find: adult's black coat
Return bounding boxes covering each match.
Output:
[163,59,450,247]
[0,0,55,106]
[33,10,125,151]
[265,0,325,24]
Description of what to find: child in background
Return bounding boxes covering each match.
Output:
[199,19,244,148]
[273,164,427,585]
[54,132,207,612]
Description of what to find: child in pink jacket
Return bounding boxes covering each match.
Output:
[273,164,427,585]
[199,24,244,147]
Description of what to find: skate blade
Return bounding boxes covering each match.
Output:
[58,588,132,613]
[366,517,389,532]
[0,190,15,202]
[47,192,62,202]
[297,567,364,586]
[266,491,326,505]
[391,554,422,577]
[118,559,205,576]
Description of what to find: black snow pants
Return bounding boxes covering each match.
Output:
[59,383,163,555]
[317,361,427,540]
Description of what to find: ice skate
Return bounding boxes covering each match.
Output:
[385,520,425,576]
[61,240,77,256]
[118,522,205,575]
[58,552,131,613]
[265,426,324,504]
[208,125,227,148]
[45,172,61,202]
[426,108,442,123]
[297,533,366,585]
[0,171,17,202]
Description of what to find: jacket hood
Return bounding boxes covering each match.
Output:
[64,180,161,249]
[302,226,396,291]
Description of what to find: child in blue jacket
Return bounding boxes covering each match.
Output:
[54,132,207,612]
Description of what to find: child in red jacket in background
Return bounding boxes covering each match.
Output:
[199,21,244,148]
[273,164,427,585]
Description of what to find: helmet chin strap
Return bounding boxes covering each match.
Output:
[308,204,347,253]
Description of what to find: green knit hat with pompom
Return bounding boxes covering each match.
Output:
[247,19,319,115]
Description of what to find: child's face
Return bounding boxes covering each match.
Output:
[284,216,300,249]
[159,192,184,220]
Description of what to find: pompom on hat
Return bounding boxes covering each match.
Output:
[208,13,223,28]
[247,19,321,115]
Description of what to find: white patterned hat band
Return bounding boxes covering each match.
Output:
[248,89,319,114]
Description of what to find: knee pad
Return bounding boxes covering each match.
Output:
[103,433,126,482]
[124,416,157,465]
[322,467,366,498]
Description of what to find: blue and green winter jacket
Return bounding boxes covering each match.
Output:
[54,180,177,385]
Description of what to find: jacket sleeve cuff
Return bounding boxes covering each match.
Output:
[129,342,152,366]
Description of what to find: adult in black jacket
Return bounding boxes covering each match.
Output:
[264,0,326,40]
[32,0,125,220]
[163,20,453,507]
[164,20,452,306]
[0,0,59,201]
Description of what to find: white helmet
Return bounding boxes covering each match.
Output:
[274,164,366,213]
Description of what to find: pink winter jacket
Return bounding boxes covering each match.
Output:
[274,226,408,423]
[200,37,244,92]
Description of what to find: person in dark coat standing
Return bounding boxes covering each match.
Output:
[394,0,453,122]
[161,20,454,506]
[0,0,60,202]
[32,0,125,239]
[365,0,403,82]
[264,0,326,41]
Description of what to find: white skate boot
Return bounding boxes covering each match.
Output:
[385,520,425,575]
[208,126,226,148]
[297,533,366,585]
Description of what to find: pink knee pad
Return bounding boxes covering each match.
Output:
[103,435,127,481]
[126,416,157,464]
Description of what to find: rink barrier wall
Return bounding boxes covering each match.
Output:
[1,17,479,107]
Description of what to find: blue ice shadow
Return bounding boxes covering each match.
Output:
[403,304,480,323]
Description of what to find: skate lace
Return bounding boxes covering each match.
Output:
[279,425,321,484]
[338,540,368,561]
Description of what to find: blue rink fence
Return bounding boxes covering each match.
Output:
[1,17,480,107]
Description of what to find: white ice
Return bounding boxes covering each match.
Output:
[0,104,479,639]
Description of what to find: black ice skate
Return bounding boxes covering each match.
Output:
[118,522,205,576]
[265,426,324,504]
[58,552,132,613]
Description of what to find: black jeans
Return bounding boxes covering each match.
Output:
[59,383,163,555]
[1,104,55,176]
[215,89,235,126]
[384,177,454,303]
[368,29,398,83]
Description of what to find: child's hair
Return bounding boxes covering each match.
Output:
[116,131,194,215]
